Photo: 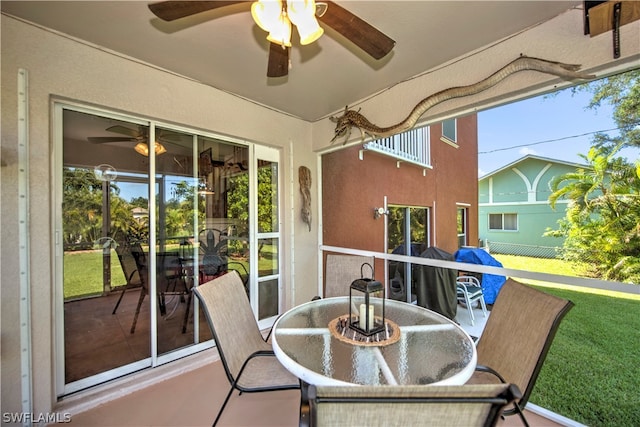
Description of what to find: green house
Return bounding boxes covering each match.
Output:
[478,155,587,258]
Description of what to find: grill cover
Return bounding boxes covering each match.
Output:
[413,247,458,320]
[454,248,506,304]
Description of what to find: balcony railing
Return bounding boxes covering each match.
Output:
[362,126,431,169]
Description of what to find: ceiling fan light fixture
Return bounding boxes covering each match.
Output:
[134,141,167,157]
[288,0,323,45]
[266,10,292,47]
[251,0,283,32]
[295,18,323,45]
[253,0,322,47]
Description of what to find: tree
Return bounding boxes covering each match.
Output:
[63,167,151,248]
[547,144,640,283]
[572,68,640,149]
[546,69,640,283]
[63,167,105,248]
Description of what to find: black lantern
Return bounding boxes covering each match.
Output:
[349,263,385,336]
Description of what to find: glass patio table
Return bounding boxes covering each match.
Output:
[271,296,477,386]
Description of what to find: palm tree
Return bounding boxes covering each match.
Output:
[547,144,640,283]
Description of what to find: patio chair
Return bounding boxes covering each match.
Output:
[302,383,521,427]
[324,254,374,297]
[456,275,488,326]
[127,241,149,334]
[192,270,300,426]
[157,250,193,333]
[467,278,574,426]
[199,228,229,280]
[111,236,144,315]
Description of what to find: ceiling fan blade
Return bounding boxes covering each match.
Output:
[148,1,249,22]
[267,43,289,78]
[105,125,145,138]
[319,1,395,60]
[88,137,138,144]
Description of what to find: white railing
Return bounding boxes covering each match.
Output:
[363,126,431,168]
[319,245,639,296]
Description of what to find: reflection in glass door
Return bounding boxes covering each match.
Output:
[457,206,468,248]
[386,206,430,303]
[57,105,252,395]
[60,109,153,392]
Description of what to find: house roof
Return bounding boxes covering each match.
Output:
[479,154,589,180]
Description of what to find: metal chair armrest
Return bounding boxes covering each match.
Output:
[475,364,508,383]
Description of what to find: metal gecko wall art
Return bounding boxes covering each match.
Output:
[299,166,312,231]
[330,55,596,144]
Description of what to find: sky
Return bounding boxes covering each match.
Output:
[477,86,637,177]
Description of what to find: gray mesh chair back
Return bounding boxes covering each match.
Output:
[305,383,521,427]
[157,250,193,333]
[469,278,574,426]
[324,254,375,297]
[111,236,148,334]
[193,271,299,426]
[111,236,144,315]
[127,242,149,334]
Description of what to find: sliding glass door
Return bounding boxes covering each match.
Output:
[386,206,431,303]
[56,104,268,396]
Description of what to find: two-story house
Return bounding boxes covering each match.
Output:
[478,155,587,257]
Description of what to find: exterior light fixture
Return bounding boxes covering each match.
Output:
[374,207,388,219]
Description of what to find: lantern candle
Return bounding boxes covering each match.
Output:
[359,303,374,330]
[349,262,385,336]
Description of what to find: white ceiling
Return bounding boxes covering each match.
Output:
[1,1,582,122]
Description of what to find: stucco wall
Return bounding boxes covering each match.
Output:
[1,14,317,418]
[322,115,478,263]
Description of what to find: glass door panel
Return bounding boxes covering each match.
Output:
[154,127,203,355]
[61,109,152,386]
[255,152,280,324]
[200,140,251,291]
[457,207,468,247]
[257,237,279,320]
[386,206,430,303]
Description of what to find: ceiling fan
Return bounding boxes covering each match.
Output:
[147,1,395,77]
[88,125,171,156]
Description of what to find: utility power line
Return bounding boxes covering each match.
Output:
[479,127,624,155]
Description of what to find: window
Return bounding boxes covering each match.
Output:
[489,213,518,231]
[442,118,457,142]
[457,207,468,247]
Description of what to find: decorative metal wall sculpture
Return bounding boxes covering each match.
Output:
[299,165,312,231]
[330,55,595,144]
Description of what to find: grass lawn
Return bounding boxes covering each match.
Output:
[494,254,640,427]
[64,250,125,299]
[64,246,261,299]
